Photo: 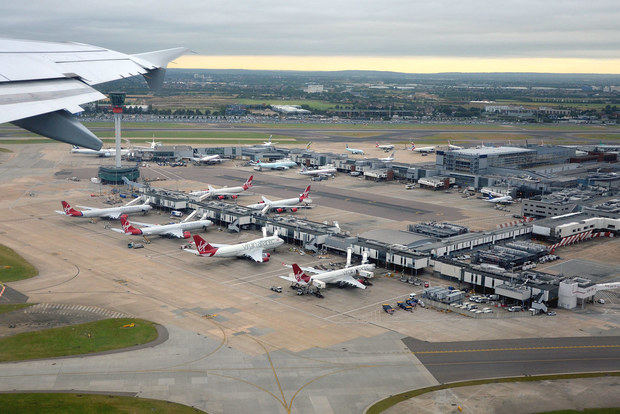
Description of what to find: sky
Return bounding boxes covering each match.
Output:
[2,1,619,73]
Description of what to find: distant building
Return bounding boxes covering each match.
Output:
[304,84,324,93]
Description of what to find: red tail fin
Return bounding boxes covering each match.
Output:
[291,264,310,283]
[120,214,141,235]
[193,234,216,255]
[300,185,311,200]
[243,175,254,190]
[61,201,82,216]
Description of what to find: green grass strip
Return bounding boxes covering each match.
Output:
[0,244,38,283]
[0,393,204,413]
[0,318,158,362]
[0,303,34,315]
[365,372,620,414]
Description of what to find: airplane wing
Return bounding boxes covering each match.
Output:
[103,211,124,219]
[244,249,264,262]
[54,210,67,215]
[110,228,125,234]
[261,196,272,203]
[0,38,187,149]
[164,228,184,238]
[335,276,367,289]
[281,264,325,274]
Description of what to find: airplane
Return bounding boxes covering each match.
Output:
[447,140,463,150]
[246,185,312,215]
[186,229,284,262]
[1,37,187,150]
[56,198,152,219]
[280,249,375,289]
[191,175,253,200]
[143,138,162,149]
[305,142,313,150]
[253,158,298,171]
[486,194,514,204]
[345,144,364,155]
[379,151,396,162]
[409,142,435,153]
[191,154,225,164]
[261,135,278,147]
[299,165,337,176]
[113,212,212,239]
[375,142,394,152]
[70,146,130,157]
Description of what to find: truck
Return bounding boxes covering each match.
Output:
[127,242,144,249]
[397,301,412,311]
[382,304,394,315]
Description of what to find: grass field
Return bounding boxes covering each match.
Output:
[574,134,620,141]
[94,130,298,139]
[0,147,12,152]
[366,372,620,414]
[0,303,34,315]
[0,244,38,283]
[494,100,610,110]
[0,318,158,362]
[235,98,338,110]
[538,409,620,414]
[0,393,204,413]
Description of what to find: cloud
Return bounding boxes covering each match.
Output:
[1,0,618,58]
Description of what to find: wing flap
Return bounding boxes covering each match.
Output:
[245,249,264,262]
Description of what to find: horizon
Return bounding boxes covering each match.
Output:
[170,55,620,75]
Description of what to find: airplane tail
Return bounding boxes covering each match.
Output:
[345,144,349,149]
[306,142,312,149]
[291,264,311,284]
[119,214,141,234]
[61,201,82,216]
[410,142,415,150]
[299,185,311,200]
[193,234,217,255]
[375,142,379,147]
[243,175,254,190]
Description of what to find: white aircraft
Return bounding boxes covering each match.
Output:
[56,198,152,219]
[191,175,253,200]
[191,154,225,164]
[1,37,187,150]
[486,195,514,204]
[144,138,162,149]
[70,146,130,157]
[247,185,312,215]
[299,165,337,176]
[113,212,212,239]
[379,151,396,162]
[375,142,394,152]
[261,135,278,147]
[345,144,364,155]
[280,249,375,289]
[409,142,435,153]
[447,140,463,150]
[253,158,298,171]
[187,229,284,263]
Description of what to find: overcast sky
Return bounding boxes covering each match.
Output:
[2,0,618,59]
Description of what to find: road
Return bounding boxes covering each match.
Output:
[403,336,620,383]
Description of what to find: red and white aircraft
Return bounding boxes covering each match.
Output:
[186,229,284,262]
[246,185,312,215]
[113,213,212,239]
[191,175,253,200]
[280,249,374,289]
[56,198,151,219]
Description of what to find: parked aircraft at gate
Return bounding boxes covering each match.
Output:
[113,213,212,238]
[191,176,253,200]
[247,185,312,214]
[186,230,283,262]
[56,199,151,219]
[345,144,364,155]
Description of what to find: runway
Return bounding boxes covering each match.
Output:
[403,336,620,383]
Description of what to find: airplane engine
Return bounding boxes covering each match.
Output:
[183,231,191,239]
[291,207,298,212]
[265,253,270,257]
[231,195,238,199]
[276,208,284,213]
[258,201,264,204]
[262,253,270,262]
[218,195,225,200]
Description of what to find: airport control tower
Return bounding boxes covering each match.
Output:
[97,92,139,184]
